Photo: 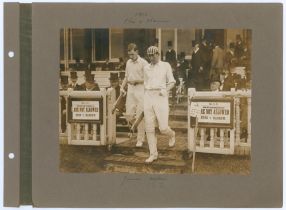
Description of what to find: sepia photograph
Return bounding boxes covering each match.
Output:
[59,28,252,175]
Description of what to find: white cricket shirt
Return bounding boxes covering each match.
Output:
[144,61,176,90]
[125,56,148,82]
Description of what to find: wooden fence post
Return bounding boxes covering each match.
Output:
[100,88,107,145]
[106,88,116,145]
[188,88,196,151]
[247,97,251,146]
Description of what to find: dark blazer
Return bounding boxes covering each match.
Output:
[81,83,100,91]
[222,75,235,91]
[68,83,84,91]
[165,49,177,66]
[191,49,204,76]
[200,44,212,72]
[178,59,189,81]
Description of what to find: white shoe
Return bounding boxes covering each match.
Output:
[168,131,176,147]
[145,155,158,163]
[136,141,143,147]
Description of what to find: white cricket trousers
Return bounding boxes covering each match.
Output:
[144,90,175,157]
[126,84,145,142]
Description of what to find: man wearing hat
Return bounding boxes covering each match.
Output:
[224,42,237,71]
[165,41,177,67]
[109,72,120,99]
[68,70,83,90]
[79,71,100,135]
[200,38,213,89]
[143,46,176,163]
[210,41,224,83]
[121,43,148,147]
[220,69,235,91]
[81,70,100,91]
[83,69,92,81]
[191,40,204,90]
[235,34,244,62]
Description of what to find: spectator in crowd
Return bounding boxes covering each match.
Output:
[210,80,221,92]
[210,41,224,83]
[81,70,100,91]
[165,41,177,67]
[80,71,101,135]
[233,73,248,91]
[190,40,204,90]
[234,34,245,63]
[200,38,213,89]
[68,70,83,90]
[224,42,237,71]
[220,69,235,91]
[177,52,189,85]
[239,74,247,90]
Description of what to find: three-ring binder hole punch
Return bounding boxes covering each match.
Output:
[8,51,14,58]
[8,153,15,159]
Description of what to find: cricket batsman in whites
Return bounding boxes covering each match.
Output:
[144,46,176,163]
[121,43,148,147]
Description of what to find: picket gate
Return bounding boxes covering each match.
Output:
[59,88,116,146]
[188,88,251,155]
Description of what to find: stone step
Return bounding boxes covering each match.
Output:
[169,120,188,130]
[169,103,188,110]
[169,113,188,121]
[169,109,188,115]
[103,153,188,174]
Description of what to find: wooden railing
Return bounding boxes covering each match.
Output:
[188,88,251,155]
[59,88,116,146]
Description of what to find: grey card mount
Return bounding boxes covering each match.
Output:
[4,3,283,208]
